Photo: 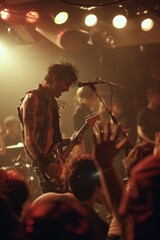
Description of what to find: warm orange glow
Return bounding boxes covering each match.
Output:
[26,10,39,23]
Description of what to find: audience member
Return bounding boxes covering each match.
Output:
[63,154,110,240]
[93,123,126,239]
[21,198,97,240]
[119,143,160,239]
[137,87,160,144]
[122,141,154,180]
[32,191,75,206]
[4,115,22,146]
[93,122,160,240]
[73,86,98,155]
[0,194,20,240]
[0,168,30,239]
[0,168,30,218]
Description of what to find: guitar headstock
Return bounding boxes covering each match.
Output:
[85,113,101,127]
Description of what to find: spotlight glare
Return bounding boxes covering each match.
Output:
[112,15,127,29]
[0,8,11,20]
[0,42,6,57]
[54,12,68,25]
[85,14,97,27]
[141,18,154,31]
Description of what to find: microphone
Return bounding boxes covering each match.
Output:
[78,81,106,87]
[78,80,125,89]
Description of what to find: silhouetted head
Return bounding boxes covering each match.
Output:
[64,155,100,201]
[123,142,154,178]
[0,168,29,217]
[22,199,96,240]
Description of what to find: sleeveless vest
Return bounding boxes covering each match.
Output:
[17,85,62,153]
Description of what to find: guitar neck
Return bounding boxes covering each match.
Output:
[61,122,89,160]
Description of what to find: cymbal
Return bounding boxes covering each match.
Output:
[1,166,15,170]
[6,142,24,149]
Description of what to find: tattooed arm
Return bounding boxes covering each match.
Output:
[0,126,6,156]
[20,93,42,161]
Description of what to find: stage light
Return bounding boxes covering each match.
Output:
[26,10,39,23]
[112,5,128,29]
[54,11,68,25]
[141,18,154,31]
[85,14,97,27]
[112,14,127,29]
[0,8,11,21]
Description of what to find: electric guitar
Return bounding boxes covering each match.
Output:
[41,113,100,192]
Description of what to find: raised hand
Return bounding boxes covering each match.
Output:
[93,122,128,169]
[93,122,127,211]
[153,131,160,156]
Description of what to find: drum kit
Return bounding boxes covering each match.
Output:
[1,143,42,199]
[2,142,32,179]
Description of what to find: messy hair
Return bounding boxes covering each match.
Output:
[44,61,79,86]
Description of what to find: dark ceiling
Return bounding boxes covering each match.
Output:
[1,0,160,48]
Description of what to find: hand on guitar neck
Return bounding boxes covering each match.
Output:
[39,112,101,192]
[70,132,83,145]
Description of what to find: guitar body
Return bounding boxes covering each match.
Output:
[44,161,66,193]
[41,113,100,192]
[40,148,67,193]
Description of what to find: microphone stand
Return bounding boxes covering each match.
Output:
[88,84,134,156]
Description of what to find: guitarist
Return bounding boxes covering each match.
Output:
[73,86,98,155]
[17,61,79,194]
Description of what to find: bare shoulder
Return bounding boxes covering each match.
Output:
[23,91,39,107]
[32,192,75,206]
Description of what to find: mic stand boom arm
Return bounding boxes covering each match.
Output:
[89,84,134,154]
